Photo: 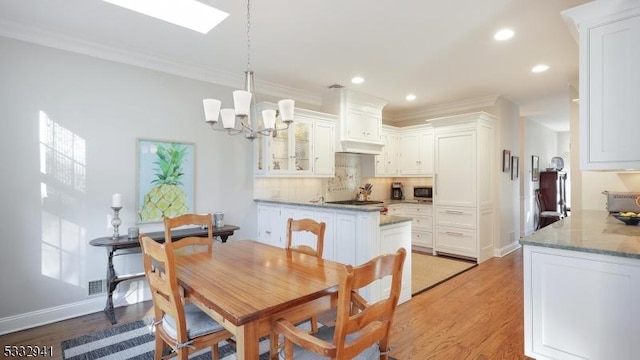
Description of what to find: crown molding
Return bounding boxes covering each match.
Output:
[385,94,500,124]
[0,20,322,106]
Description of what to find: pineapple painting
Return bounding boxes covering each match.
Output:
[137,140,194,223]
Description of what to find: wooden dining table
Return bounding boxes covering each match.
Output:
[174,240,345,359]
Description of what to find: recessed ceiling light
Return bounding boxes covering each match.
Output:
[532,64,550,73]
[102,0,229,34]
[406,94,416,101]
[494,28,514,41]
[351,76,364,84]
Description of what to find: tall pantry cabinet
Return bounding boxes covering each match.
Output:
[431,112,496,263]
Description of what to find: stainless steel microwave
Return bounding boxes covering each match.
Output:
[414,186,433,199]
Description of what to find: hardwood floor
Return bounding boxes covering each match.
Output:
[390,247,532,359]
[0,248,531,360]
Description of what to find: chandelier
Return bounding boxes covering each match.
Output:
[203,0,294,141]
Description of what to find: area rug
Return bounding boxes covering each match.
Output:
[412,251,476,296]
[61,318,397,359]
[61,319,269,360]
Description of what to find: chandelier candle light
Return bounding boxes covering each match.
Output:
[111,193,122,240]
[203,0,295,141]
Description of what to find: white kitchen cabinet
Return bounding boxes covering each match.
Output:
[313,120,335,176]
[434,227,476,258]
[255,104,336,177]
[524,245,640,360]
[257,203,285,248]
[321,88,387,155]
[374,126,399,176]
[379,221,412,303]
[270,119,314,175]
[404,204,433,249]
[334,211,358,265]
[431,112,495,263]
[563,2,640,170]
[398,126,433,176]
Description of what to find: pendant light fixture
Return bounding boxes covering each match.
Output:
[203,0,294,141]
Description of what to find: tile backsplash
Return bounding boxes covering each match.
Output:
[253,153,433,202]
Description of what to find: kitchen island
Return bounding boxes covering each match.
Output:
[520,210,640,360]
[254,199,412,303]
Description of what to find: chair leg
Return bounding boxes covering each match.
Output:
[211,344,219,360]
[270,333,280,359]
[310,316,319,333]
[177,348,189,360]
[379,336,390,360]
[154,336,164,360]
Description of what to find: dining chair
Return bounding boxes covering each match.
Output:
[285,218,326,258]
[139,234,233,360]
[535,189,563,230]
[275,247,407,360]
[164,213,213,251]
[269,218,328,356]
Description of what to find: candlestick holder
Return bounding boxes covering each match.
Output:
[111,206,122,239]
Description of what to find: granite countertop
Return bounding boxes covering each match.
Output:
[519,210,640,259]
[380,214,412,226]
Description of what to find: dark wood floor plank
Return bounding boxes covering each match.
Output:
[0,248,532,360]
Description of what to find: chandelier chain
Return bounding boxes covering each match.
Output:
[246,0,251,71]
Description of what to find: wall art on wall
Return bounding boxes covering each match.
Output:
[531,155,540,182]
[511,156,519,180]
[503,149,511,172]
[136,138,195,223]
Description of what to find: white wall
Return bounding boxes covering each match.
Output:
[0,37,257,332]
[495,98,520,254]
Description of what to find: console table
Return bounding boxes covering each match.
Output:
[89,224,239,324]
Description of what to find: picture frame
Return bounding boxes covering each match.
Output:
[511,156,519,180]
[502,149,511,172]
[136,138,195,224]
[531,155,539,182]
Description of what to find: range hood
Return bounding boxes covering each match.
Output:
[321,88,387,155]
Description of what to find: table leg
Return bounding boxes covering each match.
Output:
[220,235,229,243]
[235,322,259,360]
[104,247,117,324]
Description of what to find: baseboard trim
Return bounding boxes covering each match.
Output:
[494,241,521,257]
[0,291,151,336]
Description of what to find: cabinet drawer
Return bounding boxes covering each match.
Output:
[435,227,476,258]
[404,204,433,215]
[435,206,476,229]
[386,204,403,216]
[411,215,432,230]
[412,230,433,248]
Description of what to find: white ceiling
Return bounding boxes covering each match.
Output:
[0,0,591,131]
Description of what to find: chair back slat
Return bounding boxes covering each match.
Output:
[164,213,213,251]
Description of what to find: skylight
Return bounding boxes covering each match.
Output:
[102,0,229,34]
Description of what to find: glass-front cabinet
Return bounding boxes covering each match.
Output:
[254,102,336,177]
[268,119,313,175]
